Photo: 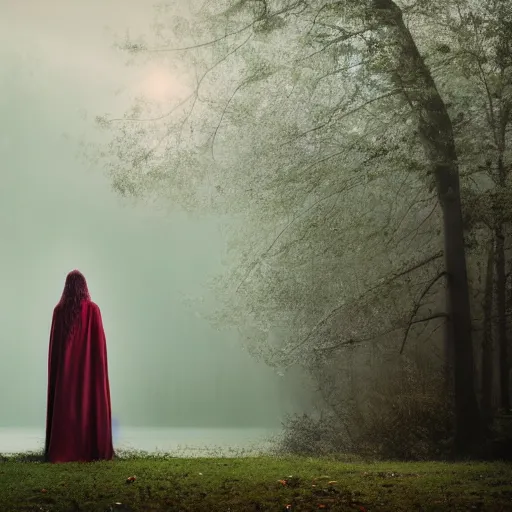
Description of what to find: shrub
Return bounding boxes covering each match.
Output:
[276,364,455,460]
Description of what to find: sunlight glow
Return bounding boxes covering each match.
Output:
[140,66,190,102]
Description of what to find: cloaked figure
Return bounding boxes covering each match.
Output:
[44,270,114,463]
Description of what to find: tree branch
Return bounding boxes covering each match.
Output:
[410,312,449,325]
[314,311,448,355]
[287,89,402,143]
[314,325,403,353]
[135,0,305,53]
[299,26,378,61]
[376,251,444,287]
[282,259,447,359]
[400,272,448,354]
[313,58,373,87]
[104,33,254,125]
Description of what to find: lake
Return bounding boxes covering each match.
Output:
[0,426,282,457]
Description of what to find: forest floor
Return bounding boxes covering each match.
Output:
[0,450,511,511]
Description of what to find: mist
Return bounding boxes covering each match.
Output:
[0,0,315,447]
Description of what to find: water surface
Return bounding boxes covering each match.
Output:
[0,426,281,457]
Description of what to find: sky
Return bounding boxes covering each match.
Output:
[0,0,315,428]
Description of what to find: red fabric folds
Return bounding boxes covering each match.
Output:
[44,271,114,463]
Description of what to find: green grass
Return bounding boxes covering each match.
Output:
[1,449,512,511]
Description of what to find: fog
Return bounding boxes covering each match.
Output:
[0,0,314,450]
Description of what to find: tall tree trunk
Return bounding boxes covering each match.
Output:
[444,305,455,393]
[496,154,510,411]
[495,61,511,409]
[482,240,495,421]
[496,225,509,411]
[370,0,482,454]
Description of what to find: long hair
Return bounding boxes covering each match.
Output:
[57,270,90,341]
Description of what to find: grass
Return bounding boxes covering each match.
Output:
[1,449,512,511]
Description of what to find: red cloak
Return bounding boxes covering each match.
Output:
[44,288,114,463]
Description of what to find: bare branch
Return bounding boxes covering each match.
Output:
[313,312,448,355]
[314,325,404,353]
[298,26,378,62]
[209,77,250,160]
[102,92,195,124]
[143,19,256,53]
[313,58,373,86]
[381,176,424,242]
[400,271,448,354]
[391,251,444,280]
[390,201,439,248]
[136,0,305,53]
[410,312,449,325]
[284,261,447,359]
[284,89,402,143]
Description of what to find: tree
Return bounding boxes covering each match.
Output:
[452,0,512,413]
[91,0,500,454]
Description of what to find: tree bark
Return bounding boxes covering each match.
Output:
[369,0,483,454]
[496,223,509,410]
[482,240,495,421]
[495,72,511,409]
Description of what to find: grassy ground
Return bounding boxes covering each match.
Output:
[1,450,511,511]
